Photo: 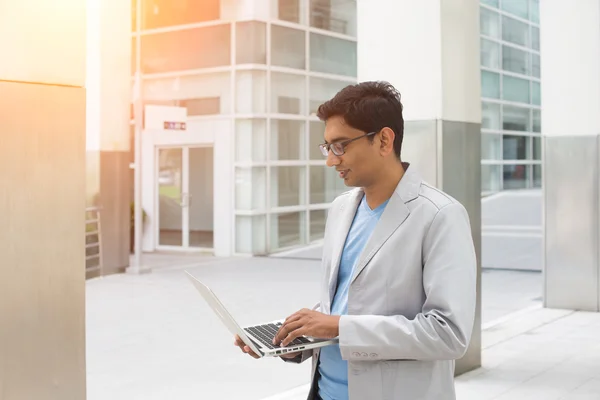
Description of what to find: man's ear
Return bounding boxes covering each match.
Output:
[379,127,396,156]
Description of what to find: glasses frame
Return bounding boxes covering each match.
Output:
[318,131,378,157]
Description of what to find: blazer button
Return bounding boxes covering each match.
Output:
[361,352,368,357]
[352,352,361,357]
[370,353,377,358]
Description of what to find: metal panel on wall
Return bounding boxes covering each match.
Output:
[544,135,600,311]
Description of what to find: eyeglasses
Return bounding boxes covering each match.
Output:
[318,131,377,157]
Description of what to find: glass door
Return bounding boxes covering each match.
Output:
[156,146,214,250]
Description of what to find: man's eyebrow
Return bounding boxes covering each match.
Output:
[324,136,350,144]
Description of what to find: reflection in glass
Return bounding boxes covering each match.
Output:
[310,0,357,36]
[503,105,530,131]
[531,82,541,106]
[481,71,500,98]
[235,119,266,163]
[482,102,501,130]
[503,46,529,75]
[271,25,306,69]
[503,164,529,189]
[531,54,540,78]
[309,77,350,114]
[482,164,502,192]
[482,134,502,160]
[141,24,231,73]
[236,21,266,64]
[501,0,528,19]
[271,73,306,114]
[235,167,267,210]
[532,137,541,160]
[530,0,540,23]
[278,0,302,24]
[310,166,345,204]
[503,75,530,104]
[531,27,540,51]
[532,109,541,133]
[236,215,267,254]
[271,166,305,207]
[188,147,214,248]
[141,0,220,30]
[502,16,529,46]
[310,121,326,159]
[481,39,500,69]
[480,8,500,38]
[158,148,183,246]
[310,210,327,241]
[271,212,307,250]
[271,120,305,160]
[533,164,542,188]
[502,135,529,160]
[310,33,357,77]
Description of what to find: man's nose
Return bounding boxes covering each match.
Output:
[326,150,340,167]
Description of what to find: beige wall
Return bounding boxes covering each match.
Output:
[0,1,87,399]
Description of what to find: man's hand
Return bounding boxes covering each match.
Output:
[274,309,340,347]
[233,335,299,359]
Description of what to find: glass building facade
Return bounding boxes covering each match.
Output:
[132,0,357,255]
[480,0,542,193]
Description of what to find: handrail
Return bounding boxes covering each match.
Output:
[85,207,103,276]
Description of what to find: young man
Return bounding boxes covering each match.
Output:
[235,81,477,400]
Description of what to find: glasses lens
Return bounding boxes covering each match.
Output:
[331,143,344,156]
[319,144,328,156]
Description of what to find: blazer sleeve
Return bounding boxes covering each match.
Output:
[338,202,477,361]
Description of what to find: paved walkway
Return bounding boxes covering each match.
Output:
[86,253,546,400]
[264,307,600,400]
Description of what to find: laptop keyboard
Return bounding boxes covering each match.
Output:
[244,322,312,349]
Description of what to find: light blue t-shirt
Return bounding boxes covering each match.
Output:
[317,195,388,400]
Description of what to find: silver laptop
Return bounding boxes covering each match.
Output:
[185,271,338,358]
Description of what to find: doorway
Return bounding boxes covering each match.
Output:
[156,146,214,250]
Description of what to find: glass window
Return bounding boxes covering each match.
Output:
[235,119,266,163]
[270,120,306,160]
[482,164,502,192]
[310,121,326,159]
[141,0,220,30]
[481,71,500,99]
[481,8,500,38]
[235,70,267,113]
[482,102,501,130]
[503,105,530,131]
[482,134,502,160]
[310,166,344,203]
[143,72,231,113]
[503,134,529,160]
[132,38,137,74]
[533,164,542,188]
[309,77,350,115]
[310,33,357,77]
[531,27,540,51]
[271,211,307,250]
[310,209,327,241]
[503,164,529,189]
[236,21,266,64]
[481,39,500,69]
[532,109,541,132]
[310,0,357,37]
[532,137,541,160]
[530,0,539,24]
[236,215,267,254]
[278,0,303,24]
[531,81,541,105]
[271,166,306,207]
[501,0,529,19]
[271,25,306,69]
[531,53,540,78]
[503,46,529,75]
[502,16,529,47]
[503,75,530,103]
[271,73,306,115]
[235,167,267,210]
[481,0,499,7]
[141,25,231,73]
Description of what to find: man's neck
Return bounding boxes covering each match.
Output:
[363,161,406,210]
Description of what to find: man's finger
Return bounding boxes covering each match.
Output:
[274,319,305,344]
[282,326,306,347]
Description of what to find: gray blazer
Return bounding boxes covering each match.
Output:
[287,164,477,400]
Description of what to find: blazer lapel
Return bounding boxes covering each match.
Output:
[328,189,363,303]
[351,164,422,284]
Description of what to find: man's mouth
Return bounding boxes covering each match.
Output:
[337,170,349,178]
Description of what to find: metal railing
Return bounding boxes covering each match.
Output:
[85,207,103,276]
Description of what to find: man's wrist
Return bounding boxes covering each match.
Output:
[331,315,341,337]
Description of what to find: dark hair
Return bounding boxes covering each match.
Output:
[316,81,404,159]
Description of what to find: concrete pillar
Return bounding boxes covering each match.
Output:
[0,1,86,398]
[87,0,132,274]
[541,1,600,312]
[357,0,482,374]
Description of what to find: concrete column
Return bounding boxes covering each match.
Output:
[541,1,600,312]
[357,0,482,374]
[87,0,132,275]
[0,1,86,399]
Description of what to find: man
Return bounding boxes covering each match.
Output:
[235,81,477,400]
